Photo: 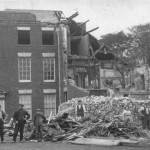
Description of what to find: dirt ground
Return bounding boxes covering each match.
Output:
[0,136,150,150]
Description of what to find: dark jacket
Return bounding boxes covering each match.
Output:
[34,112,46,126]
[76,105,84,117]
[13,109,30,123]
[0,110,6,122]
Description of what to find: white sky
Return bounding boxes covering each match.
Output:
[0,0,150,39]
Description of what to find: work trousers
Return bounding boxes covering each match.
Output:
[13,122,25,142]
[141,116,150,130]
[35,124,43,141]
[0,120,4,142]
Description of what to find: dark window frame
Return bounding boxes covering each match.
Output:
[42,30,54,45]
[18,30,30,45]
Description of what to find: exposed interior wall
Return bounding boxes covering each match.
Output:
[78,35,89,56]
[71,35,90,56]
[71,39,80,55]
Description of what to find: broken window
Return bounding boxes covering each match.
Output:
[18,28,30,44]
[42,31,54,45]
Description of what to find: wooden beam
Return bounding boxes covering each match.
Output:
[85,27,99,35]
[67,12,79,22]
[79,20,89,26]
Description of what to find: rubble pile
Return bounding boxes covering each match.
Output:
[58,96,149,139]
[22,96,150,142]
[23,113,83,142]
[58,96,140,123]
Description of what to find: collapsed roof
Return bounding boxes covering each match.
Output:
[68,19,119,62]
[68,19,100,52]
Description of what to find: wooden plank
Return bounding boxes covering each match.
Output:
[68,138,120,146]
[119,139,140,145]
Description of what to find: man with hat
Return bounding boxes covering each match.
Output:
[12,104,30,143]
[114,87,122,98]
[34,108,46,142]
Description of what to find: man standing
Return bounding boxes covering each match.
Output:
[114,87,122,98]
[12,104,30,143]
[34,109,46,142]
[75,100,86,121]
[0,105,7,143]
[138,103,150,136]
[122,106,132,126]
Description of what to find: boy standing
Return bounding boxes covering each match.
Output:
[75,100,86,121]
[34,109,46,142]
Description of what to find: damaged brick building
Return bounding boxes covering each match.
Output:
[67,19,99,87]
[67,19,123,99]
[0,9,124,118]
[0,9,69,118]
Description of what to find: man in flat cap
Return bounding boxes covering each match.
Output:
[12,104,30,143]
[34,108,46,142]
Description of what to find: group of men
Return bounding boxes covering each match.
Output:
[1,99,150,143]
[0,104,46,143]
[0,100,86,144]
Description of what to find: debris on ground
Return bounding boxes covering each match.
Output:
[4,96,150,145]
[20,96,150,144]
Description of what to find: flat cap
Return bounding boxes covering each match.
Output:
[19,104,24,107]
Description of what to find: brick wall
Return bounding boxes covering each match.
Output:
[0,12,66,119]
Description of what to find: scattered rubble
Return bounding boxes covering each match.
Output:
[22,96,150,143]
[4,96,150,145]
